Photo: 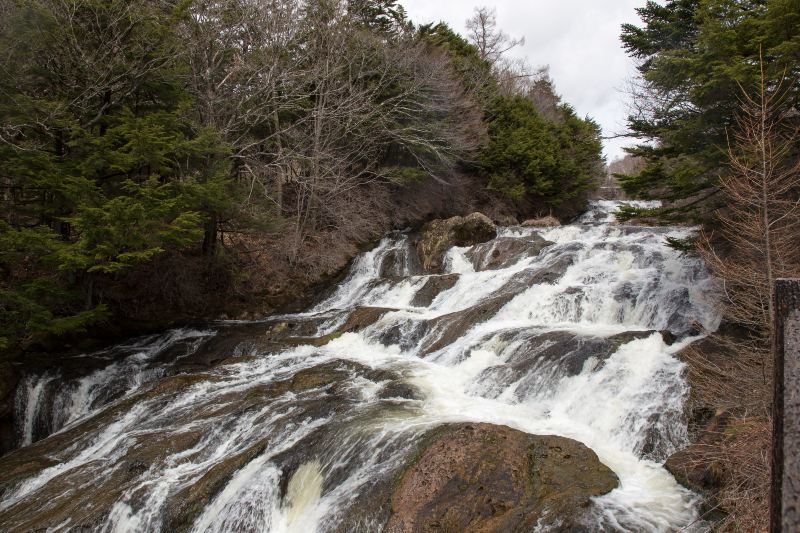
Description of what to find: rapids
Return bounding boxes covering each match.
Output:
[1,201,720,532]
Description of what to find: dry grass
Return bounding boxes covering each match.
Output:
[679,335,772,530]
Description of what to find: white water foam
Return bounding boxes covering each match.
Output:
[0,201,719,532]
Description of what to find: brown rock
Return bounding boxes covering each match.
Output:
[411,275,460,307]
[282,307,395,347]
[420,296,512,356]
[466,235,554,271]
[664,410,732,492]
[340,307,395,332]
[386,423,618,533]
[416,213,497,272]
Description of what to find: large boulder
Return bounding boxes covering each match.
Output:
[385,423,618,533]
[664,409,732,493]
[416,213,497,272]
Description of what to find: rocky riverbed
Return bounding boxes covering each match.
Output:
[1,201,720,532]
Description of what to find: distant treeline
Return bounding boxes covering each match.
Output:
[0,1,604,352]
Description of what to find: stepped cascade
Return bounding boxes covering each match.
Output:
[1,201,720,532]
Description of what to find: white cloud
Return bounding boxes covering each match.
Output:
[401,0,647,160]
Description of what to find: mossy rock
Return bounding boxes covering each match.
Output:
[416,213,497,273]
[385,423,618,533]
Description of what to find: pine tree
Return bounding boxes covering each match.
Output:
[619,0,800,215]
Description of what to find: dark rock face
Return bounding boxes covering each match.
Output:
[508,253,575,289]
[420,296,513,356]
[664,410,731,492]
[0,362,17,454]
[380,244,421,278]
[416,213,497,272]
[474,330,660,401]
[466,235,553,271]
[385,423,618,533]
[411,275,460,307]
[275,307,396,348]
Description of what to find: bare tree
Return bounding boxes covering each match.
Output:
[465,7,524,65]
[607,154,645,177]
[264,0,482,260]
[686,76,800,525]
[180,0,311,253]
[699,69,800,347]
[173,0,485,264]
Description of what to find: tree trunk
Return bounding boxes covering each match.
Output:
[203,214,218,257]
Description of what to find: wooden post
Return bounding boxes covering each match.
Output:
[772,279,800,533]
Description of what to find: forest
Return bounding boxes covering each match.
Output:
[0,0,603,353]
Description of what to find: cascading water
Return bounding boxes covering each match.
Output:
[0,200,720,532]
[11,328,217,448]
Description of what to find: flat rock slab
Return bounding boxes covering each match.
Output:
[386,423,618,533]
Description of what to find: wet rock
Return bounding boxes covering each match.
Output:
[340,307,395,332]
[376,320,428,351]
[528,330,657,372]
[664,447,729,524]
[660,330,678,345]
[510,254,575,288]
[483,330,660,400]
[380,245,421,278]
[416,213,497,272]
[166,436,272,531]
[521,216,561,228]
[0,454,60,490]
[385,423,618,533]
[410,275,459,307]
[378,382,423,401]
[421,296,512,356]
[466,235,554,271]
[505,331,605,375]
[0,425,208,530]
[288,361,357,391]
[0,358,374,531]
[664,410,732,493]
[282,308,395,347]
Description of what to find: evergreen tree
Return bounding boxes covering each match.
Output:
[619,0,800,215]
[0,0,230,350]
[480,96,602,207]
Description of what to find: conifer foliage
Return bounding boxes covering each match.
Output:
[619,0,800,215]
[0,0,605,351]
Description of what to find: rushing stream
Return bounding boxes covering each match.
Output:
[1,201,720,532]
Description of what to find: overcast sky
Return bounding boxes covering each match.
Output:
[401,0,648,161]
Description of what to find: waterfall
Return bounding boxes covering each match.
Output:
[0,201,720,532]
[12,328,216,448]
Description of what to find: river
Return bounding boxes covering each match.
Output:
[0,200,720,532]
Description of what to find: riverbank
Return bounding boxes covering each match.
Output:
[667,325,771,530]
